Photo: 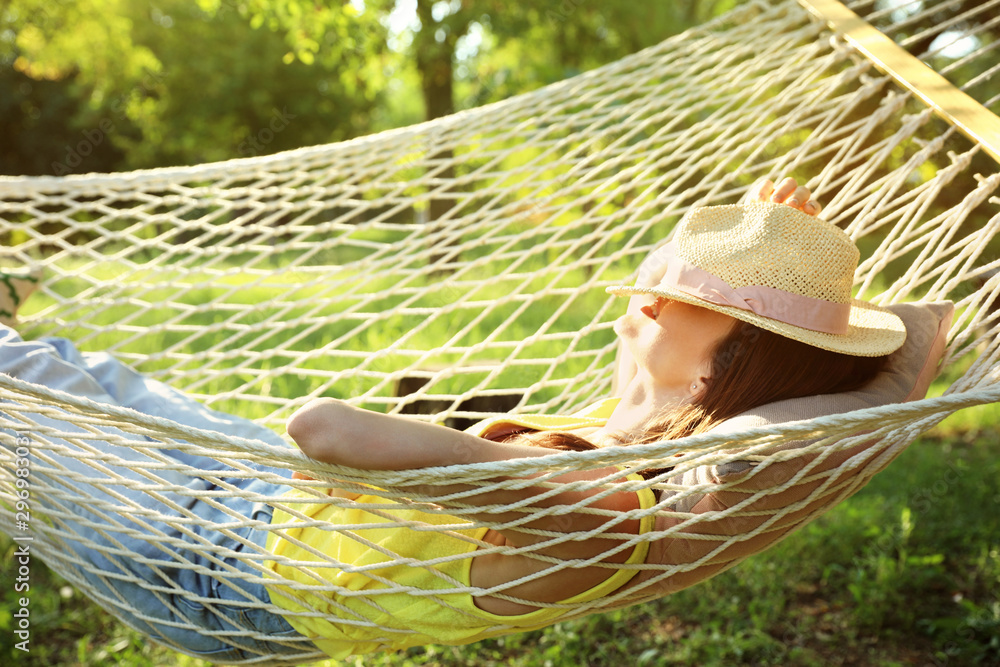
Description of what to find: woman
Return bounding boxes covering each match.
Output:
[0,179,906,662]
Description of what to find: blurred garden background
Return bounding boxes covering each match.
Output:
[2,0,748,175]
[1,0,999,665]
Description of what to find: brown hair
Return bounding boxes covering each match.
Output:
[515,320,889,473]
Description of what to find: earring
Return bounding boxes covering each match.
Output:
[691,383,698,392]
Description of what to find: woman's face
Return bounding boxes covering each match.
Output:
[614,297,736,394]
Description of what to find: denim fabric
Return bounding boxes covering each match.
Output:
[0,325,318,663]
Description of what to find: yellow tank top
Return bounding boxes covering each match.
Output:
[264,399,655,659]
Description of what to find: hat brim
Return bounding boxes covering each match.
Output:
[606,283,907,357]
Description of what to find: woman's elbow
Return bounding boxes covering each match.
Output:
[287,398,343,458]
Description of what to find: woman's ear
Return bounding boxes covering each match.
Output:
[690,353,715,397]
[689,376,710,398]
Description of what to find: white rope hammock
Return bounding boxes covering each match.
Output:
[2,0,1000,663]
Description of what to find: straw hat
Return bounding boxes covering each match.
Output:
[607,202,906,357]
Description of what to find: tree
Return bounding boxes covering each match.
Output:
[0,0,158,174]
[0,0,393,173]
[2,1,756,176]
[219,0,748,234]
[229,0,747,123]
[119,0,391,168]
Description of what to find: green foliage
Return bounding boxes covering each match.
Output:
[118,0,389,168]
[3,430,997,665]
[0,0,392,174]
[1,0,757,175]
[6,0,160,91]
[0,0,151,174]
[6,249,1000,665]
[0,66,126,175]
[2,3,1000,663]
[453,0,746,110]
[198,0,391,69]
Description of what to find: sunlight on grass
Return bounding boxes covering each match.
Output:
[18,250,625,429]
[4,241,999,666]
[10,421,994,667]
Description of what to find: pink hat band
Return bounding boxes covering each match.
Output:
[608,202,907,357]
[658,242,852,335]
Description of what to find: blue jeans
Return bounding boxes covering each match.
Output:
[0,325,319,664]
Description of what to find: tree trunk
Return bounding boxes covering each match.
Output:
[415,37,456,227]
[414,1,465,271]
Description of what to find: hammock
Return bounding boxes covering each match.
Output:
[2,0,999,663]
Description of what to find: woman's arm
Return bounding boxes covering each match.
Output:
[289,399,648,613]
[287,398,641,554]
[287,397,552,469]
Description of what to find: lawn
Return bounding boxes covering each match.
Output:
[1,251,998,666]
[1,393,997,667]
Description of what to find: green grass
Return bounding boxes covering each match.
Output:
[2,428,997,666]
[3,252,999,666]
[18,252,628,423]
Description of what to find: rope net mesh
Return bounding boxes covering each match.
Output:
[0,0,999,663]
[849,0,1000,113]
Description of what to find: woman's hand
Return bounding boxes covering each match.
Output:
[751,177,822,216]
[637,178,821,289]
[613,178,824,396]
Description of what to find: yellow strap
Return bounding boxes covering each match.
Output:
[466,398,620,438]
